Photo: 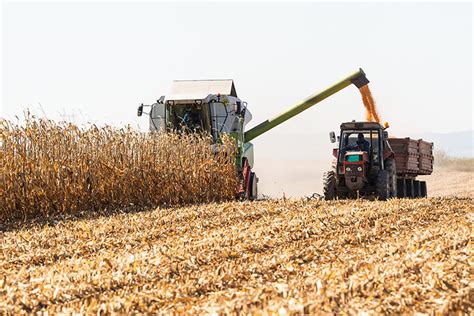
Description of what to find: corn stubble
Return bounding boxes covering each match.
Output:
[0,198,471,314]
[0,117,239,221]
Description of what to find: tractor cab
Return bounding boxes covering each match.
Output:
[332,121,385,176]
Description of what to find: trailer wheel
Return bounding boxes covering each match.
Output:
[405,179,414,198]
[420,181,427,198]
[396,178,406,198]
[376,170,390,200]
[323,170,336,200]
[385,158,397,198]
[413,180,421,198]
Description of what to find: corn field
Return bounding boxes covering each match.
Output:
[0,117,239,221]
[0,198,471,314]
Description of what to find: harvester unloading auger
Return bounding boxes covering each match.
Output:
[138,69,370,200]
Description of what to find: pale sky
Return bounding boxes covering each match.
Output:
[2,1,473,196]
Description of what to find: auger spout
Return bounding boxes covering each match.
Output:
[244,68,369,143]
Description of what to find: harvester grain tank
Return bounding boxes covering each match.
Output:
[137,69,370,200]
[324,121,434,200]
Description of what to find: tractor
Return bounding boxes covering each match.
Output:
[324,121,397,200]
[324,120,434,200]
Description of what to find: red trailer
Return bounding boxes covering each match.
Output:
[387,138,434,198]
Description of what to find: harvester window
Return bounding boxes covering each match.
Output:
[210,102,229,133]
[149,103,166,132]
[165,104,211,133]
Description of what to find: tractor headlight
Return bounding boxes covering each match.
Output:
[357,166,363,171]
[345,167,351,172]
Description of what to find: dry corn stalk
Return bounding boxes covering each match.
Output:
[0,117,239,220]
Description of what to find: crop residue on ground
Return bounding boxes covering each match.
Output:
[0,198,471,314]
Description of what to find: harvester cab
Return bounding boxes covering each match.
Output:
[324,121,397,200]
[137,80,258,199]
[138,69,371,201]
[138,80,251,136]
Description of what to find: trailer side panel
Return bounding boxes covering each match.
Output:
[388,138,433,176]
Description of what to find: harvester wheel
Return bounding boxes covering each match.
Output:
[375,170,390,200]
[249,172,258,201]
[385,158,397,198]
[323,170,337,200]
[238,158,252,200]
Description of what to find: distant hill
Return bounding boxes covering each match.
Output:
[421,130,473,157]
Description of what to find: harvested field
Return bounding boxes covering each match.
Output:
[420,155,474,198]
[420,168,474,198]
[0,118,238,221]
[0,198,471,314]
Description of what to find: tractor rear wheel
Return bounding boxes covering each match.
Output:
[323,170,337,200]
[385,158,397,198]
[376,170,390,200]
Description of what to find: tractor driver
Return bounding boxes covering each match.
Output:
[344,133,370,153]
[355,133,370,152]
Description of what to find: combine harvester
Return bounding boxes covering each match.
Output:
[137,69,433,200]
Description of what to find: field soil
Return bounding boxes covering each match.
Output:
[420,167,474,198]
[257,160,474,198]
[0,198,471,314]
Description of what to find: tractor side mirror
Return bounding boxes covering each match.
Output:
[383,131,388,140]
[329,131,336,143]
[137,104,144,117]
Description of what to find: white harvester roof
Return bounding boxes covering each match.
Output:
[167,79,238,101]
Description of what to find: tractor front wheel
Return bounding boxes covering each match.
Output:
[323,170,337,200]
